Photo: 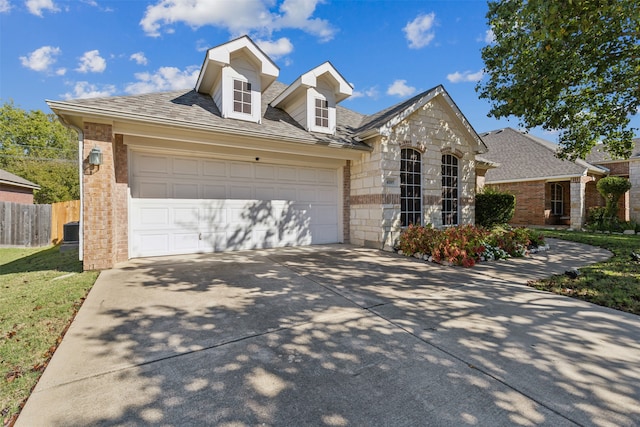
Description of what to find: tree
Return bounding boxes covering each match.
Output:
[477,0,640,160]
[0,101,79,203]
[596,176,632,220]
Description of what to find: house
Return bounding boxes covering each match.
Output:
[586,138,640,222]
[0,168,40,204]
[47,36,487,270]
[479,128,640,228]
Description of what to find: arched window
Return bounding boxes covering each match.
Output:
[551,183,564,215]
[442,154,459,226]
[400,148,422,226]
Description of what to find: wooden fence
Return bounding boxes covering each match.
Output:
[51,200,80,244]
[0,200,80,247]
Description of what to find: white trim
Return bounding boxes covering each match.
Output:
[486,174,586,185]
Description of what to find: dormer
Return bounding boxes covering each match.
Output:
[271,62,352,135]
[195,36,279,124]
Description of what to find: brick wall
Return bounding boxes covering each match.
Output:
[0,185,34,204]
[82,122,116,270]
[490,180,546,226]
[114,134,128,262]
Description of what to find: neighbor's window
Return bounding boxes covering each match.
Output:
[315,98,329,128]
[233,80,252,114]
[442,154,459,226]
[551,183,564,215]
[400,148,422,226]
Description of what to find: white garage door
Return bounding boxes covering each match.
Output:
[129,151,340,257]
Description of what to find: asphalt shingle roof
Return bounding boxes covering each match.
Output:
[586,138,640,164]
[480,128,604,183]
[0,168,39,189]
[49,81,370,151]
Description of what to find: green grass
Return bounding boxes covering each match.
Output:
[0,246,99,425]
[530,230,640,315]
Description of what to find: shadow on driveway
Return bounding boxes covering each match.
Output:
[16,241,640,426]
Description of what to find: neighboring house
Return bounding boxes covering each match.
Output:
[586,138,640,222]
[480,128,640,228]
[47,36,487,270]
[0,168,40,204]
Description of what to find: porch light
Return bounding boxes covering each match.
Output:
[89,146,103,166]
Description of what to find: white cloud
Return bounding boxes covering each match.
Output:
[140,0,335,41]
[55,67,66,76]
[62,81,117,100]
[446,69,484,83]
[76,50,106,73]
[387,80,416,97]
[130,52,148,65]
[403,12,436,49]
[195,39,210,52]
[19,45,61,72]
[0,0,12,13]
[256,37,293,59]
[25,0,58,16]
[124,65,200,94]
[483,29,495,44]
[350,85,379,100]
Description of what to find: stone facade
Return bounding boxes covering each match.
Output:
[630,159,640,222]
[350,97,478,250]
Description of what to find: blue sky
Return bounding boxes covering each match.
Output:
[1,0,637,140]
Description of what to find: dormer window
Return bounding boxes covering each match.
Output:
[233,80,252,115]
[315,98,329,128]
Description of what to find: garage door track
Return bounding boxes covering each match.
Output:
[17,240,640,426]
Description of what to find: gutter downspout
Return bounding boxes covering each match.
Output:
[58,117,84,262]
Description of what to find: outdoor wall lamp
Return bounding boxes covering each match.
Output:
[88,146,103,166]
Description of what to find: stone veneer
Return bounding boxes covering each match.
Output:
[350,96,478,250]
[630,159,640,222]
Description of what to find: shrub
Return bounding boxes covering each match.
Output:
[597,176,631,220]
[396,224,545,267]
[476,188,516,227]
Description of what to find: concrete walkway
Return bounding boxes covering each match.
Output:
[17,239,640,426]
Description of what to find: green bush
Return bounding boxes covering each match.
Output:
[476,188,515,227]
[596,176,631,220]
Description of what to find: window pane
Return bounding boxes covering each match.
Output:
[400,149,422,226]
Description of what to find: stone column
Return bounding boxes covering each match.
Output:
[629,159,640,223]
[570,176,592,230]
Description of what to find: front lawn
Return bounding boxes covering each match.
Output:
[0,246,99,425]
[530,230,640,315]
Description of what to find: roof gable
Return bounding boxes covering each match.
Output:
[355,85,486,153]
[196,35,279,95]
[271,61,352,109]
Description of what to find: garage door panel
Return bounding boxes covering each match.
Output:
[203,184,226,199]
[137,181,169,198]
[137,154,168,174]
[203,160,227,177]
[172,158,199,176]
[130,152,340,258]
[173,183,199,199]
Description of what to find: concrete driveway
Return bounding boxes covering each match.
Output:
[17,239,640,426]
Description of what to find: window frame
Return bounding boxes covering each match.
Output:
[315,98,329,128]
[441,154,459,226]
[233,79,252,115]
[551,183,564,216]
[400,148,423,227]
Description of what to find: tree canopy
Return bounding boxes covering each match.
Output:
[477,0,640,159]
[0,101,79,203]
